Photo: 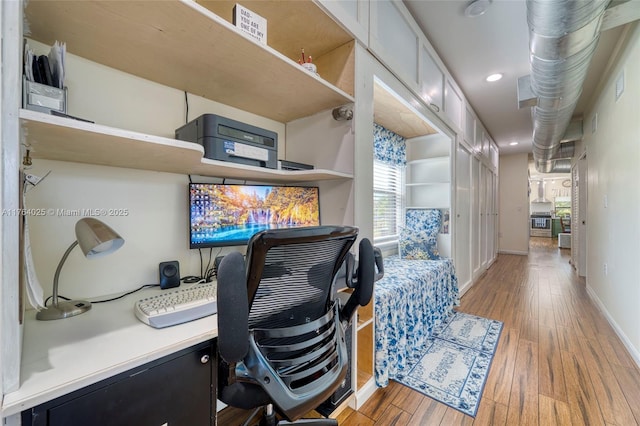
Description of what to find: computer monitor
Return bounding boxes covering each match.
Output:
[189,183,320,248]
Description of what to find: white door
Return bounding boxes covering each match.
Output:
[481,165,492,270]
[472,157,481,277]
[576,154,588,276]
[488,171,498,263]
[493,172,499,261]
[455,144,472,290]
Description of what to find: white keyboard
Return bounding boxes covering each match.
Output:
[134,283,217,328]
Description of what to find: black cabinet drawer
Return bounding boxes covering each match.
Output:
[22,340,216,426]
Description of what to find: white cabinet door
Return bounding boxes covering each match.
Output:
[419,42,444,114]
[317,0,369,45]
[474,120,483,155]
[444,78,463,132]
[464,104,476,149]
[482,130,491,160]
[369,0,420,91]
[490,140,499,170]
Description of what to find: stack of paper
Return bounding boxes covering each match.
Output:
[23,40,65,89]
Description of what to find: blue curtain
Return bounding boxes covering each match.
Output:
[373,123,406,166]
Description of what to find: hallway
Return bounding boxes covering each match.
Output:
[335,237,640,425]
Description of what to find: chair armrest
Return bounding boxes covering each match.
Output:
[374,246,384,282]
[340,238,379,324]
[216,251,249,363]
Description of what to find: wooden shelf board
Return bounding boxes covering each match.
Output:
[356,370,373,390]
[197,1,352,66]
[407,156,450,165]
[373,82,437,139]
[406,182,451,186]
[196,159,353,182]
[25,0,354,124]
[406,205,451,210]
[21,109,353,182]
[357,318,373,330]
[356,323,373,388]
[21,109,204,175]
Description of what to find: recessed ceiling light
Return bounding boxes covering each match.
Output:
[486,73,503,82]
[464,0,492,18]
[509,141,518,146]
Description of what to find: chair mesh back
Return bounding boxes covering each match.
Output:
[239,226,357,419]
[248,238,350,329]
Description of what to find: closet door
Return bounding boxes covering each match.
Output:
[480,165,489,270]
[485,170,496,265]
[455,144,472,289]
[472,157,481,277]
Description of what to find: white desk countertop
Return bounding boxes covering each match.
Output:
[2,286,218,417]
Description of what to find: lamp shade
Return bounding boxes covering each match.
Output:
[75,218,124,258]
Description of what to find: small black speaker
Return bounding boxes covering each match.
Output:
[159,261,180,289]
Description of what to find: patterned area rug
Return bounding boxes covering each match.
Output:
[395,311,503,417]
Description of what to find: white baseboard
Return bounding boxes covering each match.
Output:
[354,379,378,409]
[585,285,640,369]
[497,249,529,255]
[328,394,355,418]
[458,279,474,297]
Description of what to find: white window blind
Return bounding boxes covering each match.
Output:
[373,160,404,244]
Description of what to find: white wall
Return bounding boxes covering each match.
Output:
[583,23,640,364]
[498,153,529,255]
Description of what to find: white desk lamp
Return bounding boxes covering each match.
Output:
[36,218,124,321]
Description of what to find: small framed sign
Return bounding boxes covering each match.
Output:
[233,4,267,45]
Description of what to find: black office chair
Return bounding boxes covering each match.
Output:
[216,226,380,426]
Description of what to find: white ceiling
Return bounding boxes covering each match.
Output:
[402,0,626,159]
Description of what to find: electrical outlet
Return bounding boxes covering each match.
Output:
[604,194,608,208]
[604,263,608,276]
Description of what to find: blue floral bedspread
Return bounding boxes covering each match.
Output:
[374,255,460,386]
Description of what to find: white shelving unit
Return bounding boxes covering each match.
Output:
[22,0,356,182]
[405,133,452,257]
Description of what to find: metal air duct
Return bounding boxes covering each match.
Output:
[527,0,609,173]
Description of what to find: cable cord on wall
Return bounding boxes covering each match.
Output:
[184,91,189,124]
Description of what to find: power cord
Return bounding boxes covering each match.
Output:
[181,276,204,284]
[179,247,221,284]
[44,283,160,307]
[91,284,160,303]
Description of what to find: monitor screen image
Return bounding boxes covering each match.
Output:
[189,183,320,248]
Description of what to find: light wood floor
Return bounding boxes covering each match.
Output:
[218,238,640,425]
